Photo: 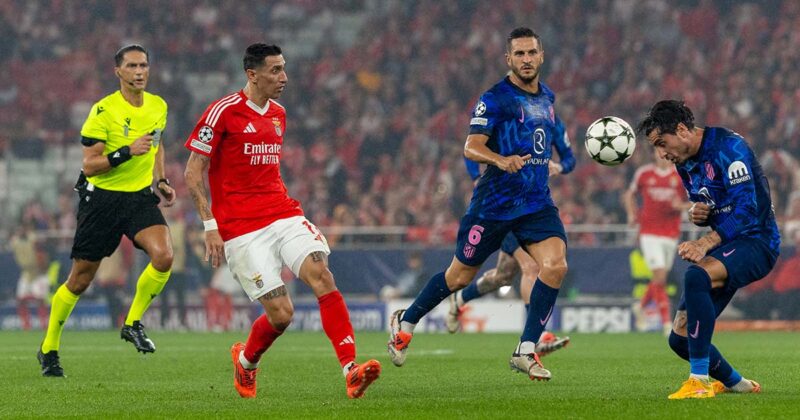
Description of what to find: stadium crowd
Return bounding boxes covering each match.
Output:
[1,0,799,249]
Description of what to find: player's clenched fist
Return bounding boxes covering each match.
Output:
[688,202,710,225]
[497,154,531,173]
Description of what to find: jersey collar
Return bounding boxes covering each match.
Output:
[504,76,542,97]
[241,90,271,115]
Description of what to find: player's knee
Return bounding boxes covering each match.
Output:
[67,265,97,295]
[684,266,711,293]
[150,247,174,272]
[269,306,293,331]
[517,260,538,280]
[539,260,567,282]
[668,331,690,360]
[450,275,473,290]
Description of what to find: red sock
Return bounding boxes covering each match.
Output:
[651,283,671,323]
[17,301,31,330]
[244,314,284,363]
[318,290,356,367]
[37,304,48,329]
[639,282,655,307]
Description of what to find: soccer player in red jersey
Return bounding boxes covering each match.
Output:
[183,44,380,399]
[624,149,690,335]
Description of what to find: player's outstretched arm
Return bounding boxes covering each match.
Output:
[184,152,225,268]
[464,133,530,174]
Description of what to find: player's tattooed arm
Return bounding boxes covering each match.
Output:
[184,152,213,220]
[185,152,225,267]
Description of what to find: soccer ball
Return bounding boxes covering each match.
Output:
[584,116,636,166]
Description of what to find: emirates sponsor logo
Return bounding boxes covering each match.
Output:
[244,142,281,166]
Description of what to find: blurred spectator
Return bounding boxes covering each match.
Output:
[379,250,428,300]
[1,0,799,244]
[188,229,233,332]
[11,222,49,330]
[205,264,238,332]
[770,230,800,319]
[160,206,188,330]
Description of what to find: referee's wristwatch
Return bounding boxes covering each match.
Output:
[157,178,171,188]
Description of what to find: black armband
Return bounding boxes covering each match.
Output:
[107,146,132,167]
[81,136,105,147]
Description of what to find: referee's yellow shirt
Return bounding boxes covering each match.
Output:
[80,90,167,192]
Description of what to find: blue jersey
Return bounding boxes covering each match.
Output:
[463,115,574,182]
[465,77,574,220]
[676,127,780,252]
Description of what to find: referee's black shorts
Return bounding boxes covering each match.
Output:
[71,184,167,261]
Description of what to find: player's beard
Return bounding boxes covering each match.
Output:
[512,65,539,84]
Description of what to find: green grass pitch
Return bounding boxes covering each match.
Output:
[2,330,798,418]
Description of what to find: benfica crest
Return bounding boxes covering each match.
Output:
[273,120,282,136]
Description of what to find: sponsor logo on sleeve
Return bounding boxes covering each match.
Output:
[190,139,212,153]
[727,161,751,185]
[470,117,488,126]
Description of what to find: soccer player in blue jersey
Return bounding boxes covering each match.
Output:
[637,100,780,399]
[388,27,574,381]
[445,155,571,357]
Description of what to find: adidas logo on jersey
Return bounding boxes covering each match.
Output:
[244,122,257,133]
[339,335,355,346]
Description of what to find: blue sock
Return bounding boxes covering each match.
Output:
[668,332,742,386]
[460,281,481,303]
[684,266,716,376]
[521,278,559,343]
[402,272,452,324]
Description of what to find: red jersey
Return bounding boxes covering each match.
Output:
[185,91,303,241]
[629,164,686,238]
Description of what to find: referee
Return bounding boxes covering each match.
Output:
[38,45,176,377]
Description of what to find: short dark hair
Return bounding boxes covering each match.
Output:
[636,100,696,137]
[115,44,148,66]
[506,27,543,52]
[243,43,283,71]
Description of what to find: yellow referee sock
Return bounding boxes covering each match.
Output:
[125,263,170,326]
[41,284,80,353]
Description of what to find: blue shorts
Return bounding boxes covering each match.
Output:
[677,237,778,315]
[500,234,521,255]
[454,206,567,267]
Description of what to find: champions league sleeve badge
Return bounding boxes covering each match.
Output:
[198,126,214,143]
